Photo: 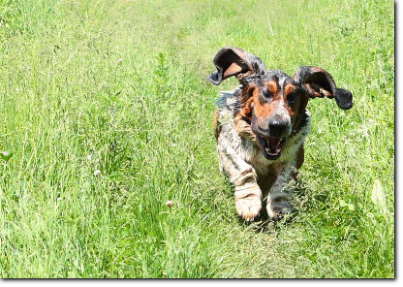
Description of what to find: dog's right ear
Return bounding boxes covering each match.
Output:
[208,47,266,85]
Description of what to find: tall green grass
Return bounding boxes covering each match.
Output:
[0,0,394,278]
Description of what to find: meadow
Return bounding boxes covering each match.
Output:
[0,0,394,278]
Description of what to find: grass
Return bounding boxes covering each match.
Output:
[0,0,394,278]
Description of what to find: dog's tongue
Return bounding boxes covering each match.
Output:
[268,138,281,148]
[267,138,281,153]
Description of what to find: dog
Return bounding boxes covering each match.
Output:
[209,47,353,222]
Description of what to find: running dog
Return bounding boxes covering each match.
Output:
[209,47,353,221]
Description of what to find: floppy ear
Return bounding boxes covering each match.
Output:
[293,66,353,110]
[208,47,266,85]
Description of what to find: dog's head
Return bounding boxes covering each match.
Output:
[209,47,353,160]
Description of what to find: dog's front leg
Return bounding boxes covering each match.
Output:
[266,164,294,221]
[218,146,262,221]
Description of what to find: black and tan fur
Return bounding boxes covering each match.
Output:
[209,47,353,221]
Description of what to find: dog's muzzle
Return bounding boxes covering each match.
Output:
[253,120,291,160]
[251,110,292,160]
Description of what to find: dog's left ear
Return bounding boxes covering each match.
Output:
[293,66,353,110]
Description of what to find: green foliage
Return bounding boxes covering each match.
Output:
[0,0,394,278]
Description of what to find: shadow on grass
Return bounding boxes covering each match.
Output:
[233,179,320,233]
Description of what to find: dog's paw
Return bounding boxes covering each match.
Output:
[235,194,262,221]
[266,198,294,221]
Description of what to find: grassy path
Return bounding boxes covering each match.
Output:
[0,0,394,278]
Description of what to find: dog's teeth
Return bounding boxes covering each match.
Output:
[265,147,276,155]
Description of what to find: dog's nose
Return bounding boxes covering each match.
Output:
[268,119,289,137]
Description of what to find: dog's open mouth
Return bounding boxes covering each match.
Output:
[257,136,287,160]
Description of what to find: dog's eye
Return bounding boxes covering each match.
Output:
[262,91,273,99]
[287,93,297,105]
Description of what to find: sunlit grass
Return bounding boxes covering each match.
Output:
[0,0,394,278]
